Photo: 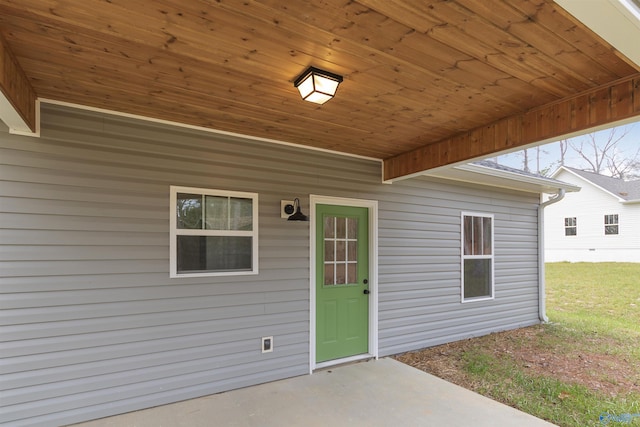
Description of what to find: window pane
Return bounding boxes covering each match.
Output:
[336,240,346,261]
[324,216,335,238]
[347,241,357,261]
[473,217,483,255]
[205,196,228,230]
[463,216,473,255]
[347,263,357,284]
[605,225,619,235]
[335,263,347,285]
[177,236,252,273]
[177,193,202,229]
[464,259,492,299]
[347,218,358,239]
[324,263,335,286]
[230,197,253,230]
[336,217,346,239]
[483,217,492,255]
[324,240,335,262]
[565,227,577,236]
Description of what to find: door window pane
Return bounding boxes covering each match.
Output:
[347,263,357,284]
[335,263,347,285]
[347,217,357,239]
[336,240,346,260]
[336,217,346,238]
[323,215,359,286]
[324,264,335,286]
[324,240,335,262]
[348,241,357,261]
[324,217,335,238]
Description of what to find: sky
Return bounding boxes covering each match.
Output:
[491,119,640,177]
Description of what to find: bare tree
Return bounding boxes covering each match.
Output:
[515,148,531,172]
[569,127,639,179]
[493,125,639,178]
[558,139,568,166]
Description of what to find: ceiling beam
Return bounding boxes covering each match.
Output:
[0,32,37,135]
[383,73,640,182]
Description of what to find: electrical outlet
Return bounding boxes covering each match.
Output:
[262,336,273,353]
[281,200,294,219]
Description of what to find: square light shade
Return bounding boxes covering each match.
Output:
[293,67,343,104]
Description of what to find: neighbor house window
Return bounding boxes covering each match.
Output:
[604,214,619,235]
[564,217,577,236]
[170,186,258,277]
[461,213,494,302]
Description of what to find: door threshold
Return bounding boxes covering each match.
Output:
[314,354,375,371]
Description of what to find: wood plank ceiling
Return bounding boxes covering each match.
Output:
[0,0,639,180]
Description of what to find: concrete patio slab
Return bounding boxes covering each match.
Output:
[70,358,556,427]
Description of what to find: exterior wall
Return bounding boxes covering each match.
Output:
[1,104,542,426]
[544,170,640,262]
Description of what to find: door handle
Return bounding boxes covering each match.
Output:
[363,289,370,295]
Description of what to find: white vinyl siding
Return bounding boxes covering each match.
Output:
[544,169,640,262]
[0,103,543,426]
[170,186,259,277]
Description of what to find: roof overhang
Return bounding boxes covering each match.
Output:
[552,166,639,202]
[555,0,640,67]
[0,1,640,180]
[424,163,581,194]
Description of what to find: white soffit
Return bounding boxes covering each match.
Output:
[555,0,640,68]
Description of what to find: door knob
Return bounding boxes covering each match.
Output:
[363,289,370,295]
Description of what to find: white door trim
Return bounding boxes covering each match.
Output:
[309,195,379,373]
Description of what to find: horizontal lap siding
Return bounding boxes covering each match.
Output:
[544,170,640,262]
[1,105,362,427]
[1,104,541,426]
[377,179,540,357]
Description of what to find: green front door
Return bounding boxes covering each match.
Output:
[316,204,369,363]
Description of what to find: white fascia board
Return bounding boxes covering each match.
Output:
[555,0,640,68]
[555,167,627,202]
[451,163,581,193]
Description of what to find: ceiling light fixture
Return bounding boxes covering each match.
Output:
[293,66,343,104]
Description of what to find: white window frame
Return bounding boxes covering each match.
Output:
[461,212,495,303]
[564,217,577,236]
[604,214,619,235]
[170,185,259,278]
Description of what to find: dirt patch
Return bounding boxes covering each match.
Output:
[394,325,640,397]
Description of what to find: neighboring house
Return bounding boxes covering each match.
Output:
[544,166,640,262]
[0,105,579,426]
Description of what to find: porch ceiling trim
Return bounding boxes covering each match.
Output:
[0,32,37,135]
[383,73,640,182]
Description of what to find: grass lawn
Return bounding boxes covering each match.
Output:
[396,262,640,427]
